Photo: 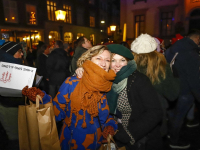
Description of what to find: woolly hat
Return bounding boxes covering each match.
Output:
[0,41,22,56]
[154,38,161,52]
[131,33,157,54]
[107,44,134,60]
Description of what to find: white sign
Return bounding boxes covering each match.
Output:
[0,62,36,97]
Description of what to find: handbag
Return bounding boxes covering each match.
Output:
[99,134,126,150]
[18,95,60,150]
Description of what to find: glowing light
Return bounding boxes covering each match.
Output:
[5,18,7,21]
[101,20,105,23]
[35,35,39,38]
[26,37,30,40]
[49,35,52,39]
[55,10,66,21]
[12,17,15,20]
[123,23,127,42]
[110,25,116,31]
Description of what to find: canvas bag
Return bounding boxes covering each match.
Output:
[18,95,61,150]
[99,134,126,150]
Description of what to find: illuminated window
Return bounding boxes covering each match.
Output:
[90,13,95,27]
[160,12,174,36]
[26,5,37,25]
[64,32,73,43]
[47,1,56,21]
[63,4,72,23]
[90,34,95,45]
[3,0,18,23]
[135,15,145,38]
[49,31,59,44]
[77,33,84,39]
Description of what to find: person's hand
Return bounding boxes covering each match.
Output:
[22,86,45,101]
[102,126,115,142]
[114,123,131,144]
[75,67,84,78]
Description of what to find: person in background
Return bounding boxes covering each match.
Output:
[165,29,200,149]
[70,36,92,75]
[26,47,35,67]
[46,40,71,99]
[0,41,24,150]
[36,44,50,93]
[131,33,180,137]
[23,45,117,150]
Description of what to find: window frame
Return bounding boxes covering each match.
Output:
[3,0,18,23]
[47,0,57,21]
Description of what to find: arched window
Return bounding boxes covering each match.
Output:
[64,32,73,43]
[49,31,59,45]
[77,33,84,39]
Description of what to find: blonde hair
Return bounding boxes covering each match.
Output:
[132,51,167,84]
[77,45,110,67]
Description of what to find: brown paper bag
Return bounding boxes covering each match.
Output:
[18,96,61,150]
[36,95,61,150]
[18,97,41,150]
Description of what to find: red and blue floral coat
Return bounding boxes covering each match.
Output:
[43,76,117,150]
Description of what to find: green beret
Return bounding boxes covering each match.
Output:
[107,44,134,60]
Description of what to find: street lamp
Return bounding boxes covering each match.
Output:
[55,10,66,41]
[110,25,116,41]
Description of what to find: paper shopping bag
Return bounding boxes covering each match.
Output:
[18,98,41,150]
[36,95,61,150]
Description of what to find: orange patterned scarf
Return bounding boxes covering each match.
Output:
[68,60,116,128]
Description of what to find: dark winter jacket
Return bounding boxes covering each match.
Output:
[165,37,200,101]
[37,53,48,78]
[46,48,70,86]
[114,70,163,149]
[0,49,24,107]
[70,46,87,75]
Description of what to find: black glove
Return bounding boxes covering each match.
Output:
[114,123,131,144]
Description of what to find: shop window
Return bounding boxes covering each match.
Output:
[77,33,84,39]
[26,5,37,25]
[90,12,95,27]
[47,1,56,21]
[160,12,174,36]
[63,4,72,23]
[49,31,59,45]
[90,34,95,46]
[135,15,145,38]
[3,0,18,23]
[77,8,84,25]
[64,32,73,43]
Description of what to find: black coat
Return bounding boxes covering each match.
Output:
[46,48,70,86]
[165,37,200,101]
[37,53,48,78]
[115,70,163,149]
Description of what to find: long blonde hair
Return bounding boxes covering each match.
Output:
[77,45,110,67]
[132,51,167,84]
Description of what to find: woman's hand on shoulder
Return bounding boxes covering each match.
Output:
[75,67,84,78]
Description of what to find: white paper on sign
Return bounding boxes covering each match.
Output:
[0,62,36,97]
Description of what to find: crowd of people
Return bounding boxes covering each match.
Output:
[0,29,200,150]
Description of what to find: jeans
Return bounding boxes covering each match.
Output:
[168,94,194,143]
[49,84,60,99]
[186,103,195,121]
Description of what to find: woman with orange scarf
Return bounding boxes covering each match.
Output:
[24,45,117,150]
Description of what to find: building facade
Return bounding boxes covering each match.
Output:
[121,0,200,45]
[0,0,120,48]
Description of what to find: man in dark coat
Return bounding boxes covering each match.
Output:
[70,36,92,75]
[46,40,71,99]
[0,41,24,150]
[165,30,200,149]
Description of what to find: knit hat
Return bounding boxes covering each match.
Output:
[131,33,157,54]
[0,41,22,56]
[107,44,134,60]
